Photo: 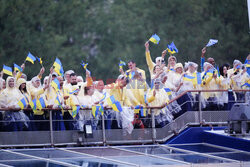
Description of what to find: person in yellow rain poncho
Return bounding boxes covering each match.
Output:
[171,63,192,118]
[29,76,49,130]
[201,62,220,111]
[45,74,66,131]
[147,79,173,128]
[165,55,178,86]
[144,41,167,78]
[124,60,146,81]
[230,64,250,102]
[78,85,97,130]
[0,77,29,131]
[218,65,236,110]
[0,71,6,93]
[64,85,80,130]
[184,62,206,111]
[16,78,37,131]
[123,71,148,108]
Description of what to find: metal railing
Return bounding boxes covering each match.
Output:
[0,89,249,148]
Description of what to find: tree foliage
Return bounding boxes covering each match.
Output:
[0,0,249,82]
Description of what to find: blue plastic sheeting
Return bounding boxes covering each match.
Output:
[166,127,250,152]
[202,130,250,152]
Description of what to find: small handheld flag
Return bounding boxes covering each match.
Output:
[72,105,80,118]
[36,57,43,66]
[51,78,60,92]
[25,52,36,64]
[53,58,64,77]
[167,42,178,54]
[164,88,172,96]
[37,97,46,110]
[206,39,218,47]
[149,34,160,44]
[3,65,13,76]
[119,60,126,69]
[18,98,28,110]
[80,61,88,70]
[14,64,23,72]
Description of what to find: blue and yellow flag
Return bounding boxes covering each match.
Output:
[167,42,178,54]
[126,71,135,79]
[149,34,160,44]
[112,101,122,112]
[36,57,43,65]
[241,82,250,88]
[72,105,80,118]
[119,60,126,69]
[29,99,37,110]
[51,78,60,92]
[107,95,116,106]
[80,61,88,70]
[92,105,99,118]
[134,105,147,117]
[26,52,36,64]
[37,97,46,110]
[18,98,28,110]
[14,63,23,72]
[107,95,122,112]
[3,65,12,76]
[53,58,64,77]
[164,88,172,96]
[55,96,63,109]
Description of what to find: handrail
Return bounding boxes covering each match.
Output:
[0,89,249,111]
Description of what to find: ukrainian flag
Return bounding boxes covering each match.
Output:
[3,65,12,76]
[51,78,60,92]
[149,34,160,44]
[37,97,46,110]
[167,42,178,54]
[164,88,172,96]
[18,98,28,110]
[119,60,126,69]
[72,105,80,118]
[126,71,135,79]
[140,108,147,117]
[53,58,64,77]
[14,63,23,72]
[53,58,62,69]
[92,105,99,118]
[183,74,196,85]
[29,99,37,110]
[80,61,88,70]
[107,95,116,106]
[112,101,122,112]
[134,105,141,114]
[26,52,36,64]
[55,96,63,109]
[36,57,43,65]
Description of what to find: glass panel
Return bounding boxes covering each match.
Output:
[211,152,250,161]
[119,146,186,154]
[14,149,89,158]
[0,151,34,160]
[56,157,126,167]
[0,160,68,167]
[170,144,231,153]
[161,154,231,163]
[68,148,137,157]
[108,155,185,166]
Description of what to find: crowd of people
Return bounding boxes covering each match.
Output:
[0,41,249,133]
